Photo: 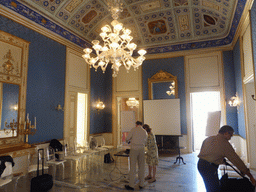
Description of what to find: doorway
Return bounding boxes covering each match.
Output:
[76,93,88,146]
[191,91,221,151]
[117,97,139,147]
[64,92,88,148]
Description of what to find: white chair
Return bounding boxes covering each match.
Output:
[46,146,66,180]
[64,142,84,175]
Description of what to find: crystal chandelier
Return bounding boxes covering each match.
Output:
[82,0,146,77]
[166,81,175,96]
[126,98,139,108]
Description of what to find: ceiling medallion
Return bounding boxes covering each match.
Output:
[82,0,146,77]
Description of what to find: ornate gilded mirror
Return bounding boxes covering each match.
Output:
[0,83,19,138]
[148,70,178,100]
[0,30,29,148]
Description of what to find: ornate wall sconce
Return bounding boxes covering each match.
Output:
[126,98,139,108]
[96,99,105,113]
[56,104,64,111]
[228,93,240,107]
[166,81,175,96]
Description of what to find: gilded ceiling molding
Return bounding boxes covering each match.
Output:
[0,0,249,55]
[231,0,254,49]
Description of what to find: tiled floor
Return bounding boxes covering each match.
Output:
[3,149,256,192]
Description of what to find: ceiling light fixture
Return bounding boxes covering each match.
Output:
[82,0,146,77]
[126,98,139,108]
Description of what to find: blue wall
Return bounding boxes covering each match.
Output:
[142,57,187,134]
[223,51,238,133]
[223,41,246,138]
[0,15,66,143]
[90,65,112,134]
[233,39,246,138]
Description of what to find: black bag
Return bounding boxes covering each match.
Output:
[31,148,53,192]
[220,160,255,192]
[104,153,114,163]
[49,139,63,160]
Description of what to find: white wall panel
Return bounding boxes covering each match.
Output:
[243,24,254,83]
[188,55,220,88]
[116,66,139,92]
[67,50,88,89]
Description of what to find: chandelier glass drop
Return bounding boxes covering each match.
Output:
[82,0,146,77]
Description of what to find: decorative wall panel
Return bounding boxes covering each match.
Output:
[66,49,89,89]
[188,54,220,88]
[116,66,140,92]
[0,30,29,148]
[242,24,254,83]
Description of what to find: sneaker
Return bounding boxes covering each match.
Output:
[125,185,134,190]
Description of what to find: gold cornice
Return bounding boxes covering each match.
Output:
[0,6,83,53]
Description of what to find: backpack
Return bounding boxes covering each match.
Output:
[49,139,63,160]
[104,153,114,163]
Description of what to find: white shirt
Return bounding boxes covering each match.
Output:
[126,126,148,146]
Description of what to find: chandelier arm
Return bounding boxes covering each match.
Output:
[103,38,112,48]
[94,51,99,57]
[120,39,130,50]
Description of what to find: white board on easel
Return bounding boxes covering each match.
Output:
[143,99,181,135]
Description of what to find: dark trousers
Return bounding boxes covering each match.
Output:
[198,158,220,192]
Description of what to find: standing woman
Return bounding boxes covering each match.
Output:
[143,124,159,183]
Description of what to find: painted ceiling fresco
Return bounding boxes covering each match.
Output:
[0,0,247,54]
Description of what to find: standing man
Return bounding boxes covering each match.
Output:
[198,125,256,192]
[125,121,148,190]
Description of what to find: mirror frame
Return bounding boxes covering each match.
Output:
[0,30,29,149]
[148,70,178,100]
